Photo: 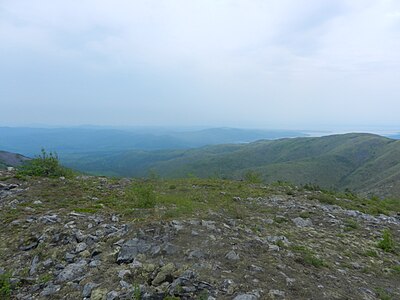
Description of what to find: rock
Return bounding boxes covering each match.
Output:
[89,260,101,268]
[220,279,235,294]
[225,250,240,261]
[111,215,119,222]
[43,259,53,268]
[233,293,258,300]
[82,282,99,298]
[117,239,151,264]
[91,288,108,300]
[29,255,39,276]
[292,217,313,227]
[74,230,86,242]
[188,249,207,259]
[56,260,87,282]
[80,250,91,258]
[118,269,131,279]
[65,253,76,263]
[107,290,119,300]
[268,289,285,299]
[269,245,280,251]
[39,214,60,224]
[266,236,290,246]
[33,200,42,205]
[19,240,38,251]
[75,242,87,253]
[201,220,216,230]
[40,282,61,297]
[152,263,175,286]
[162,242,178,255]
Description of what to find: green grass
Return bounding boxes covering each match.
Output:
[0,272,11,299]
[291,245,328,268]
[344,219,359,231]
[377,230,395,253]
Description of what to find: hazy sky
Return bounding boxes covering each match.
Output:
[1,0,399,129]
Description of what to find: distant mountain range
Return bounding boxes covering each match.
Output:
[1,127,399,198]
[0,127,308,156]
[61,133,400,198]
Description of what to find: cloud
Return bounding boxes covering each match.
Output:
[0,0,399,128]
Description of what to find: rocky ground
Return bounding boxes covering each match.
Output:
[0,170,399,299]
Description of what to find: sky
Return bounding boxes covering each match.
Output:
[0,0,399,130]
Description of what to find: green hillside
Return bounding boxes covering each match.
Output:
[61,133,400,197]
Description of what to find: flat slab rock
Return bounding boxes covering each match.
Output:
[116,238,152,263]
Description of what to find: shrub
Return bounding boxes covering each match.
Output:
[17,149,73,178]
[0,272,11,299]
[377,229,395,253]
[308,193,337,205]
[243,170,263,183]
[125,183,157,208]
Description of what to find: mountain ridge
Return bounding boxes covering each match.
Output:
[61,133,400,198]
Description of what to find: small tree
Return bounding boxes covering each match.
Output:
[17,149,73,178]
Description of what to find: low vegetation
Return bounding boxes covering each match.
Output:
[0,272,11,299]
[16,149,73,178]
[377,229,396,253]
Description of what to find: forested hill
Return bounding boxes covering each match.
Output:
[62,133,400,198]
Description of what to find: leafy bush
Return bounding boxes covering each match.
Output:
[0,272,11,299]
[17,149,73,178]
[308,193,337,205]
[125,183,157,208]
[377,229,395,253]
[243,170,263,183]
[17,149,73,177]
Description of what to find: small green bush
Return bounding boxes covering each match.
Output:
[125,183,157,208]
[243,170,263,183]
[17,149,73,178]
[309,193,337,205]
[0,272,11,299]
[377,229,395,253]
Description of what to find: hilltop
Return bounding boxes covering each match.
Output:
[62,133,400,198]
[0,151,30,170]
[0,169,399,299]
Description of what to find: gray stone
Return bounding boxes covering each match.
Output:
[118,269,131,279]
[201,220,216,230]
[56,260,87,282]
[292,217,313,227]
[268,245,280,252]
[117,239,151,263]
[268,289,285,299]
[188,249,207,259]
[89,260,101,268]
[233,294,258,300]
[65,252,75,263]
[19,240,38,251]
[82,282,99,298]
[225,250,240,261]
[163,243,178,255]
[29,255,39,276]
[107,291,119,300]
[40,282,61,297]
[39,215,60,224]
[43,259,53,268]
[75,242,87,253]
